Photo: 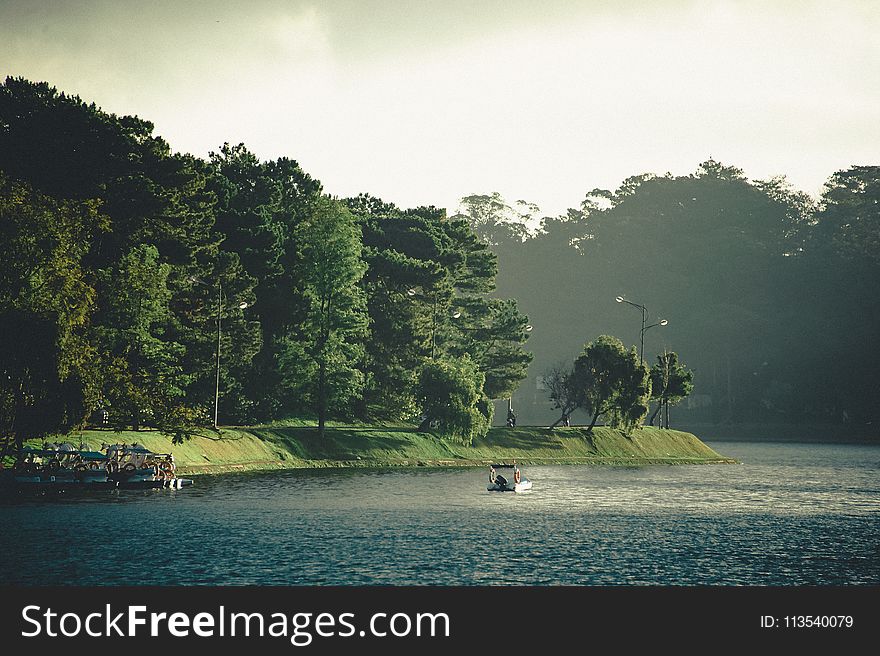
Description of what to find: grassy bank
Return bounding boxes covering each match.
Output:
[36,423,736,475]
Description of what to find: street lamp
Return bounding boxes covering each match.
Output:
[615,296,666,362]
[190,276,249,429]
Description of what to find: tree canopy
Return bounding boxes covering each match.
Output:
[0,77,532,449]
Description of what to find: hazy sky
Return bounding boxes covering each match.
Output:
[3,0,878,217]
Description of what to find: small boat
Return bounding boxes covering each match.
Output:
[487,462,532,493]
[105,443,192,489]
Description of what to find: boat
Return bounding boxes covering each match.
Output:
[105,443,193,489]
[2,442,193,491]
[487,462,532,493]
[6,443,115,490]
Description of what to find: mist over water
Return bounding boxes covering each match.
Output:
[2,442,877,585]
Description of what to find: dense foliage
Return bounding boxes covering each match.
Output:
[478,162,880,428]
[2,75,875,449]
[416,357,492,445]
[0,78,532,453]
[648,352,695,428]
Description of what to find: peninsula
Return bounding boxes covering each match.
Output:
[37,424,736,476]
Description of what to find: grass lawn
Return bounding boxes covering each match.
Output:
[23,422,735,475]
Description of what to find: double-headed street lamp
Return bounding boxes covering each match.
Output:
[190,276,248,429]
[615,295,667,362]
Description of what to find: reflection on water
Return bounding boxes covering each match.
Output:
[1,442,878,585]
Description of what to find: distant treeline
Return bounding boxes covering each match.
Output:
[453,161,879,426]
[0,77,533,451]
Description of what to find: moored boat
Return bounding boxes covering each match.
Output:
[5,443,114,490]
[2,442,193,491]
[105,443,191,488]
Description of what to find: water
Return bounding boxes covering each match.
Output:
[1,441,878,585]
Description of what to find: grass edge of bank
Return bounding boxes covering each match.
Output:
[31,424,738,475]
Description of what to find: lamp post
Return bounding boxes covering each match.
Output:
[615,296,667,362]
[191,276,248,429]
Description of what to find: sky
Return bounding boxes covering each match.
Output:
[2,0,878,218]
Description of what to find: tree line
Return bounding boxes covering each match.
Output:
[0,77,533,454]
[454,160,880,428]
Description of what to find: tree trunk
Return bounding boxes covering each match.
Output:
[587,407,601,432]
[663,400,669,429]
[648,401,662,426]
[317,359,327,438]
[549,407,572,429]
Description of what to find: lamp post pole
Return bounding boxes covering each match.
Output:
[215,281,222,429]
[615,296,667,362]
[642,319,669,363]
[190,276,247,430]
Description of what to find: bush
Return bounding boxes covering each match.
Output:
[417,356,491,445]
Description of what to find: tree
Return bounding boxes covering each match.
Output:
[416,357,492,445]
[0,173,105,455]
[440,216,533,399]
[799,165,880,422]
[648,351,694,428]
[281,198,368,436]
[572,335,650,433]
[347,196,533,416]
[544,362,578,428]
[453,192,534,246]
[346,197,457,419]
[0,77,241,433]
[812,166,880,265]
[93,244,200,431]
[206,144,320,421]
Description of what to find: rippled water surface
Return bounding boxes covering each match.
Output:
[2,441,878,585]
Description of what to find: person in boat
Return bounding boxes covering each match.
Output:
[489,466,497,484]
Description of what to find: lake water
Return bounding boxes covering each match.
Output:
[1,441,878,585]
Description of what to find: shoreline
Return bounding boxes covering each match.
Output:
[23,424,738,477]
[179,454,738,477]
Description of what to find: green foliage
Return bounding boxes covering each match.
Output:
[0,77,231,435]
[206,143,319,421]
[347,197,453,418]
[440,213,534,399]
[486,158,880,426]
[814,165,880,265]
[446,297,534,399]
[572,335,651,434]
[0,173,105,452]
[649,352,695,407]
[92,244,200,431]
[416,357,491,445]
[281,197,368,434]
[347,195,533,416]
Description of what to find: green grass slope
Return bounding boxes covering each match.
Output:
[35,424,735,475]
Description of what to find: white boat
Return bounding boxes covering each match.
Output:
[487,463,532,493]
